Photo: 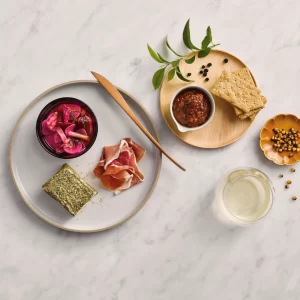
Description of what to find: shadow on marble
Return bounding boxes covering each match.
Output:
[180,187,246,247]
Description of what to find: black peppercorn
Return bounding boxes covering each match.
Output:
[204,68,209,72]
[224,58,229,63]
[202,65,205,69]
[203,73,207,77]
[205,78,209,82]
[207,63,212,67]
[199,71,203,74]
[187,73,191,77]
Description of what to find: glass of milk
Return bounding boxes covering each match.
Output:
[213,168,275,225]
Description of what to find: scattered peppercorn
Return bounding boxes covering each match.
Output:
[202,65,205,69]
[207,63,212,67]
[287,180,292,184]
[285,185,290,189]
[199,70,203,74]
[203,73,207,77]
[205,78,209,82]
[187,73,191,77]
[292,196,297,201]
[204,68,209,72]
[291,168,296,172]
[224,58,229,63]
[279,174,283,178]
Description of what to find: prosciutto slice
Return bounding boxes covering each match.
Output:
[93,138,145,194]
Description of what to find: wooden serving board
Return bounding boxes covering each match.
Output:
[160,49,256,148]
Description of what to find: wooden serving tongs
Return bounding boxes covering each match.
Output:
[91,71,186,171]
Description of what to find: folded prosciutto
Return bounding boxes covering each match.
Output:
[93,138,145,194]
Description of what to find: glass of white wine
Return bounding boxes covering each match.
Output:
[213,168,275,226]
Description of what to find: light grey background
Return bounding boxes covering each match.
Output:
[1,0,300,299]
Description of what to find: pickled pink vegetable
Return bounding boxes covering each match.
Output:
[76,129,89,146]
[65,124,76,135]
[76,128,87,135]
[63,140,83,154]
[41,102,93,155]
[65,124,90,141]
[63,105,71,123]
[42,120,55,136]
[44,134,62,149]
[53,133,62,143]
[45,112,58,130]
[77,115,92,136]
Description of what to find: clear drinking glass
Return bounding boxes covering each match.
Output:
[213,168,275,226]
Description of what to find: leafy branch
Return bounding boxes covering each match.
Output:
[147,19,220,90]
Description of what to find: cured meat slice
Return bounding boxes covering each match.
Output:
[93,139,145,194]
[124,138,145,162]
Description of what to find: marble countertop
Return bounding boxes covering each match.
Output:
[2,0,300,299]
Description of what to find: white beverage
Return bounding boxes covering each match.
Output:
[213,168,274,225]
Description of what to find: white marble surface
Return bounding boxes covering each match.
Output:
[2,0,300,299]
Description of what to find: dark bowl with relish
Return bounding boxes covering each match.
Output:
[36,97,98,159]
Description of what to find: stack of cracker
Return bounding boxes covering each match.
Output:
[211,68,267,120]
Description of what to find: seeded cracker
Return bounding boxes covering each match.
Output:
[232,68,256,116]
[211,71,264,113]
[43,164,97,216]
[239,97,267,120]
[231,68,267,119]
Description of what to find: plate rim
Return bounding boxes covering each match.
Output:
[159,49,257,149]
[9,80,162,233]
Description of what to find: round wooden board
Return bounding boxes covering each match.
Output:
[160,49,256,148]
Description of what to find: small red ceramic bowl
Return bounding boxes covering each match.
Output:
[36,97,98,159]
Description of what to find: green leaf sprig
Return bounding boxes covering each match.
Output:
[148,19,220,90]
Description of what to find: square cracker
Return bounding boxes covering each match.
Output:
[232,68,267,119]
[232,68,267,118]
[232,68,256,116]
[211,71,264,113]
[238,96,267,120]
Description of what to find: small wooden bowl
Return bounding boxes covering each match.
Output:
[260,114,300,165]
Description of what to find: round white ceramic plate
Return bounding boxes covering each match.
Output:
[10,80,161,232]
